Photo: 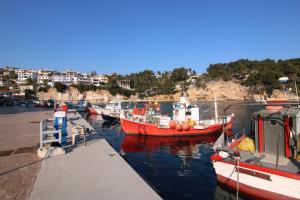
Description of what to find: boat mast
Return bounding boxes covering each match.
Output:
[214,93,218,120]
[294,79,299,103]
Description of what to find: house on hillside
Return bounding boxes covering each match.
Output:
[97,74,109,84]
[117,79,131,90]
[52,75,74,85]
[17,70,38,85]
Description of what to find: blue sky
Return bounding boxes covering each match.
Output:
[0,0,299,74]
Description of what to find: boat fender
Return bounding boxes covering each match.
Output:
[237,137,255,153]
[176,123,183,131]
[219,151,229,158]
[183,123,190,131]
[169,121,177,129]
[186,118,195,127]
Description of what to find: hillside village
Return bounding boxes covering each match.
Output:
[1,57,300,103]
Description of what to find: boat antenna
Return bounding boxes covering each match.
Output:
[214,93,218,122]
[294,78,299,104]
[223,104,231,146]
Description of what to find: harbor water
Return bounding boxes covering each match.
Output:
[88,102,268,200]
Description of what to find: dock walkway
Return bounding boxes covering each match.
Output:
[67,109,95,133]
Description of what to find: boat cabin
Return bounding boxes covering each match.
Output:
[254,107,300,160]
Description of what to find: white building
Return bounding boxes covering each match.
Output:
[98,75,109,84]
[0,75,4,86]
[73,76,92,85]
[64,69,81,77]
[17,71,38,85]
[38,69,54,76]
[52,75,74,85]
[117,80,131,90]
[37,74,52,85]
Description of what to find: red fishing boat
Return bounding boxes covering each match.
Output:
[120,96,233,136]
[121,117,232,136]
[211,107,300,199]
[87,105,102,114]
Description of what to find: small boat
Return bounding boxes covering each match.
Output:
[101,112,119,121]
[211,107,300,199]
[120,96,233,136]
[100,102,121,122]
[87,104,103,115]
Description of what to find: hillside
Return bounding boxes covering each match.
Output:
[37,80,250,102]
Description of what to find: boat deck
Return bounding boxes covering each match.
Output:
[236,150,300,174]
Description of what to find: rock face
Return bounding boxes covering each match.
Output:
[37,87,136,103]
[187,80,248,101]
[37,80,249,102]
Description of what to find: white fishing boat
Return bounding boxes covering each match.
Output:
[211,107,300,199]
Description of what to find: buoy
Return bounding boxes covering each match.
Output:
[183,123,190,131]
[176,123,183,131]
[187,118,194,127]
[169,120,177,129]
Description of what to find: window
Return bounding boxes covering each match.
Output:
[269,120,278,126]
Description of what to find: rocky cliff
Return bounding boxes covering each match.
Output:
[37,80,251,102]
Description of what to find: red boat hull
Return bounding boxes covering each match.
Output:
[120,118,232,136]
[217,174,299,200]
[87,107,99,114]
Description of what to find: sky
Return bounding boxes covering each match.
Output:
[0,0,299,75]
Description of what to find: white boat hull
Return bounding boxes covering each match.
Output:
[213,161,300,199]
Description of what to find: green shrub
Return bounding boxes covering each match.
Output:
[54,82,67,93]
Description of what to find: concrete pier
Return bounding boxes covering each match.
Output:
[30,139,161,200]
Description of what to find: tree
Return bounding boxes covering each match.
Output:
[77,84,85,94]
[54,82,67,93]
[42,79,49,87]
[195,77,206,89]
[26,77,36,85]
[171,67,189,83]
[90,70,97,77]
[24,89,36,99]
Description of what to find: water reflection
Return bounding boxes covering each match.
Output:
[121,134,219,177]
[121,135,219,155]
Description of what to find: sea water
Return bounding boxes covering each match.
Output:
[88,102,267,200]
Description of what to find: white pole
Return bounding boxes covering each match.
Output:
[214,94,218,120]
[294,79,299,103]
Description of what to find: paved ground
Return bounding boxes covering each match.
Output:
[30,139,162,200]
[1,107,161,200]
[0,107,52,200]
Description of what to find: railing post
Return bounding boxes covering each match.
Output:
[40,121,43,149]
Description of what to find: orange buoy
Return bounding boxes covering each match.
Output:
[169,120,177,129]
[176,123,183,131]
[183,123,190,131]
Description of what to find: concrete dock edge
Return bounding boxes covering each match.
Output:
[29,113,162,200]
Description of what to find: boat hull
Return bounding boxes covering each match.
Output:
[87,107,101,115]
[212,159,300,200]
[120,118,232,136]
[102,113,119,122]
